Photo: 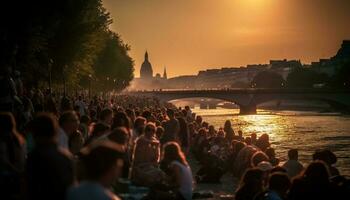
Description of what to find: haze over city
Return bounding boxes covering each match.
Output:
[103,0,350,78]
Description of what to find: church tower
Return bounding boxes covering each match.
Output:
[140,51,153,79]
[163,67,167,79]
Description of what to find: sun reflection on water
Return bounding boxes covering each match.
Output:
[191,107,350,176]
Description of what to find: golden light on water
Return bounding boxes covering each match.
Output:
[237,114,282,142]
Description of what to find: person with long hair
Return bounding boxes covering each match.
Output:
[288,161,340,200]
[224,120,235,142]
[131,123,161,186]
[235,168,265,200]
[161,142,193,200]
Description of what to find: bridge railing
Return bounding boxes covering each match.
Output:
[126,88,350,94]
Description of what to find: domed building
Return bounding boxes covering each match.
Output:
[129,51,169,90]
[140,51,153,79]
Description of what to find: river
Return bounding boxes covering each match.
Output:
[190,107,350,176]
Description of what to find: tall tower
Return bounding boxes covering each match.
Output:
[140,51,153,79]
[163,66,167,79]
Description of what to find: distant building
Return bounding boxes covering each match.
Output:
[140,51,153,79]
[128,40,350,90]
[129,51,168,90]
[311,40,350,76]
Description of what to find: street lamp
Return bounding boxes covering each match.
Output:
[48,59,53,94]
[88,74,92,99]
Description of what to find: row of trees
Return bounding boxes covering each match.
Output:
[251,61,350,88]
[0,0,134,93]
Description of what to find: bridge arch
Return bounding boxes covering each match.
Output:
[126,89,350,114]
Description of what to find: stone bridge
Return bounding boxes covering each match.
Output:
[126,88,350,114]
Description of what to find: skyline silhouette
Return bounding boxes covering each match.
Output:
[103,0,350,78]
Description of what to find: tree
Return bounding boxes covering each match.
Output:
[0,0,112,89]
[93,31,134,91]
[251,71,285,88]
[286,67,329,88]
[329,60,350,88]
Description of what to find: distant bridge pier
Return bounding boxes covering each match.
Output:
[239,104,257,115]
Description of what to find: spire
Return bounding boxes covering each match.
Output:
[145,51,149,61]
[163,66,167,79]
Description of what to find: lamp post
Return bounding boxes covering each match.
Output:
[88,74,92,99]
[48,59,53,94]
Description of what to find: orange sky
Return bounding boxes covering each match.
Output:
[103,0,350,78]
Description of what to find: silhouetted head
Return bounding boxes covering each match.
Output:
[288,149,298,160]
[29,113,58,144]
[156,126,164,139]
[268,172,291,195]
[99,108,113,125]
[108,127,129,146]
[195,115,202,124]
[224,120,232,130]
[251,133,257,141]
[233,141,246,154]
[91,122,110,138]
[82,141,125,187]
[259,133,269,142]
[134,116,146,136]
[166,109,175,119]
[59,111,79,135]
[112,111,130,130]
[144,122,156,138]
[239,168,264,189]
[313,149,337,165]
[303,161,330,185]
[251,151,270,167]
[238,130,243,137]
[163,141,188,166]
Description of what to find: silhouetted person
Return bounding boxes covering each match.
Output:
[255,172,291,200]
[235,168,264,200]
[177,117,189,153]
[27,113,74,200]
[85,122,110,146]
[224,120,235,142]
[251,151,270,167]
[0,112,25,199]
[282,149,303,178]
[108,127,130,178]
[313,149,340,177]
[131,123,160,185]
[161,109,180,144]
[99,108,113,126]
[265,147,279,166]
[288,161,341,200]
[161,142,193,200]
[67,141,124,200]
[58,111,78,149]
[256,133,270,152]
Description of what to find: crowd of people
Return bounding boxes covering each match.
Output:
[0,69,349,200]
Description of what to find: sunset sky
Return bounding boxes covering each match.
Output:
[103,0,350,78]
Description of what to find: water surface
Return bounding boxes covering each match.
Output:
[191,108,350,176]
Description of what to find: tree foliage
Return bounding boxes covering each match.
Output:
[286,67,329,88]
[329,60,350,88]
[93,31,134,91]
[0,0,134,91]
[251,71,285,88]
